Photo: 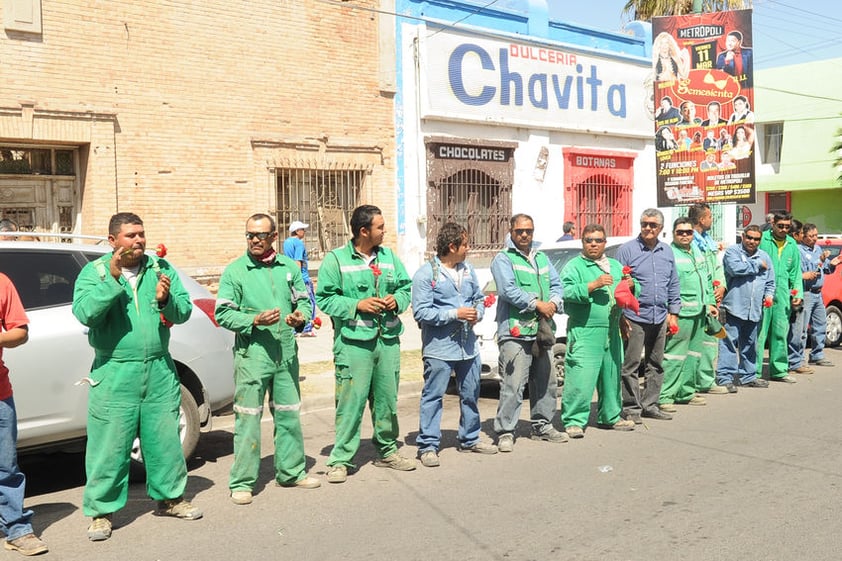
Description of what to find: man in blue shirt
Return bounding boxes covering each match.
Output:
[616,209,681,422]
[716,225,775,389]
[284,220,317,336]
[412,222,497,467]
[798,224,840,367]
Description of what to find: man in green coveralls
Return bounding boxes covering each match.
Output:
[756,211,802,383]
[560,224,637,438]
[688,204,730,394]
[73,212,202,542]
[659,218,718,411]
[316,205,415,483]
[215,213,320,506]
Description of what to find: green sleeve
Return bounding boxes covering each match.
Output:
[215,265,255,335]
[158,259,192,325]
[290,264,313,319]
[315,252,358,320]
[71,258,124,328]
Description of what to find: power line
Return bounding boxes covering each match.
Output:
[765,0,842,26]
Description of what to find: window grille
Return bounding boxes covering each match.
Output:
[428,168,511,257]
[572,174,632,237]
[275,168,364,260]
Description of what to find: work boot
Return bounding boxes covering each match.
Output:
[230,490,253,505]
[459,441,498,454]
[156,497,203,520]
[420,451,440,468]
[327,465,347,484]
[87,515,113,542]
[5,533,49,555]
[373,453,417,471]
[497,433,514,453]
[531,426,569,443]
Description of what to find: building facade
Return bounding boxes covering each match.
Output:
[0,0,397,276]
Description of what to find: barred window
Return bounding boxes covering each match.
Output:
[275,168,364,260]
[570,174,632,237]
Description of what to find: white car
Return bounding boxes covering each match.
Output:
[474,237,634,384]
[0,239,235,462]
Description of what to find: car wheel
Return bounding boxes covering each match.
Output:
[825,305,842,348]
[130,384,201,477]
[552,342,566,387]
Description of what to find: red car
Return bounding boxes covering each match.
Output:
[819,238,842,348]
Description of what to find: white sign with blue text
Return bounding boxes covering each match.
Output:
[419,29,652,138]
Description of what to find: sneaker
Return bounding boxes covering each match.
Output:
[327,465,347,484]
[687,395,707,406]
[230,490,253,505]
[373,453,417,471]
[497,433,514,453]
[277,475,321,489]
[809,358,834,367]
[791,365,814,374]
[531,426,569,443]
[420,451,440,467]
[299,331,317,338]
[565,426,585,438]
[642,409,672,420]
[5,533,49,555]
[459,441,498,454]
[725,383,738,393]
[87,515,113,542]
[658,403,677,413]
[611,419,636,431]
[704,385,730,394]
[772,375,797,384]
[743,378,770,388]
[156,497,203,520]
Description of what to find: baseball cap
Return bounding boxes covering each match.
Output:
[289,220,309,233]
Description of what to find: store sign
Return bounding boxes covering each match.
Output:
[419,29,651,137]
[434,144,510,162]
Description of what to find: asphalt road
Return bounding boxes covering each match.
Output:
[17,347,842,561]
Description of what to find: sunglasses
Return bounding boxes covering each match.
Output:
[774,223,791,230]
[641,221,661,229]
[245,231,274,240]
[674,229,694,236]
[744,235,761,241]
[513,228,534,236]
[583,237,606,244]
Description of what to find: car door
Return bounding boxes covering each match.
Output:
[1,248,95,450]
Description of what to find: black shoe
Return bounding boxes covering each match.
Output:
[725,383,738,393]
[641,409,673,420]
[623,412,643,425]
[743,378,769,388]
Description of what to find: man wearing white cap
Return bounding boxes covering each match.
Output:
[284,220,317,336]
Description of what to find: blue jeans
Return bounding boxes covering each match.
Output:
[0,396,34,541]
[803,291,828,362]
[416,356,481,452]
[493,339,557,435]
[787,305,806,369]
[301,279,317,334]
[716,311,760,385]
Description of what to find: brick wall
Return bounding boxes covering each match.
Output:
[0,0,396,276]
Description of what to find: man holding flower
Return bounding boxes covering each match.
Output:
[490,214,565,452]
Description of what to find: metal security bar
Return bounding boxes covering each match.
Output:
[276,168,363,260]
[574,174,632,237]
[428,168,511,257]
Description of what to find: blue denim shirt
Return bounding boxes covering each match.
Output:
[490,246,563,342]
[799,242,837,292]
[721,244,775,322]
[412,257,484,361]
[616,236,681,324]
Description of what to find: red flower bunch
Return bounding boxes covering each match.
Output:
[156,243,167,258]
[763,297,773,308]
[160,313,173,328]
[713,280,721,288]
[484,294,497,308]
[312,317,322,330]
[510,326,521,337]
[370,264,382,277]
[667,324,679,336]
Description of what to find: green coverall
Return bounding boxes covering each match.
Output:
[72,254,192,518]
[316,241,412,469]
[693,236,725,392]
[756,231,802,379]
[215,252,312,491]
[560,255,631,428]
[660,243,714,404]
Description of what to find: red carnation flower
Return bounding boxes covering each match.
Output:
[370,264,382,277]
[763,297,773,308]
[668,324,679,336]
[160,313,173,328]
[484,294,497,308]
[156,243,167,258]
[510,326,521,337]
[713,280,721,287]
[790,289,798,296]
[622,265,632,276]
[313,317,322,329]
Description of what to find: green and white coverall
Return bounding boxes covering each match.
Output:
[215,252,312,491]
[72,254,192,518]
[560,255,632,428]
[316,242,412,468]
[660,243,714,404]
[692,232,725,391]
[756,231,802,379]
